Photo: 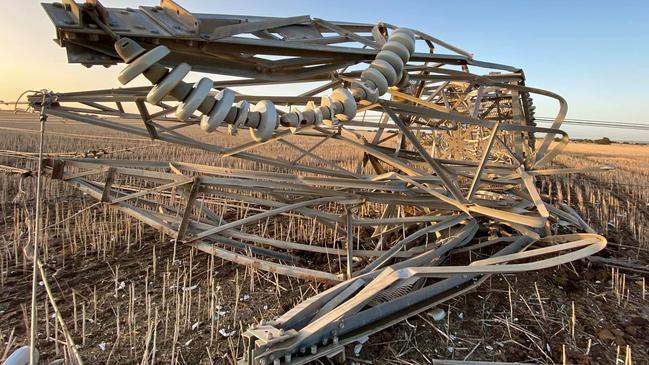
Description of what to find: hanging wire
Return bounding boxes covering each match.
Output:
[13,89,40,113]
[29,91,48,365]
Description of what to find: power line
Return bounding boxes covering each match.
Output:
[536,117,649,131]
[538,121,649,131]
[563,116,647,126]
[539,121,649,129]
[537,117,649,127]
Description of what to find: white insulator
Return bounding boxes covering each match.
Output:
[147,62,191,104]
[251,100,277,142]
[352,80,380,103]
[382,40,410,63]
[361,67,389,95]
[118,46,169,85]
[114,37,147,63]
[289,110,304,133]
[115,38,279,142]
[330,88,356,122]
[350,27,416,101]
[369,59,398,86]
[200,88,235,132]
[228,100,250,135]
[320,95,337,126]
[396,70,411,90]
[280,111,300,129]
[391,30,416,54]
[177,77,212,121]
[375,50,404,76]
[393,28,416,39]
[306,101,324,125]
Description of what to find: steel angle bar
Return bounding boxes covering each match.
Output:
[353,214,455,226]
[25,5,618,364]
[193,242,341,284]
[328,131,425,177]
[185,196,359,243]
[61,167,110,181]
[277,139,362,178]
[466,123,501,200]
[253,232,606,363]
[313,18,381,49]
[58,172,344,282]
[381,103,466,202]
[519,169,550,219]
[37,105,356,178]
[250,223,481,361]
[209,15,312,41]
[203,234,301,264]
[109,178,193,204]
[358,213,470,274]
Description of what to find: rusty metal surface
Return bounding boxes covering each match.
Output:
[24,1,612,364]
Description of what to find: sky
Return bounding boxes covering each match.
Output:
[0,0,648,141]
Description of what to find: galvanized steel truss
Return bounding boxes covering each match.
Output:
[27,1,610,364]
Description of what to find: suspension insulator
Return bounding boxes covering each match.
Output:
[250,100,278,142]
[114,38,279,142]
[330,88,356,122]
[352,28,416,103]
[201,88,235,133]
[376,50,404,77]
[111,29,415,140]
[146,62,191,105]
[227,100,250,135]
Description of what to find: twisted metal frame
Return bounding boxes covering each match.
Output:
[26,1,611,364]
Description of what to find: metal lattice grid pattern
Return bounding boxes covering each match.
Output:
[24,1,612,364]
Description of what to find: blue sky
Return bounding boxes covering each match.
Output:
[1,1,647,141]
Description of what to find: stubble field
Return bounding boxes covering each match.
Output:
[0,110,647,364]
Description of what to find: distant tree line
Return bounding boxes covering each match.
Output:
[554,136,613,145]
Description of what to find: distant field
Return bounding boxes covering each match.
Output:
[551,141,649,247]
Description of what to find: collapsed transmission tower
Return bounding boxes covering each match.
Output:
[26,1,611,364]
